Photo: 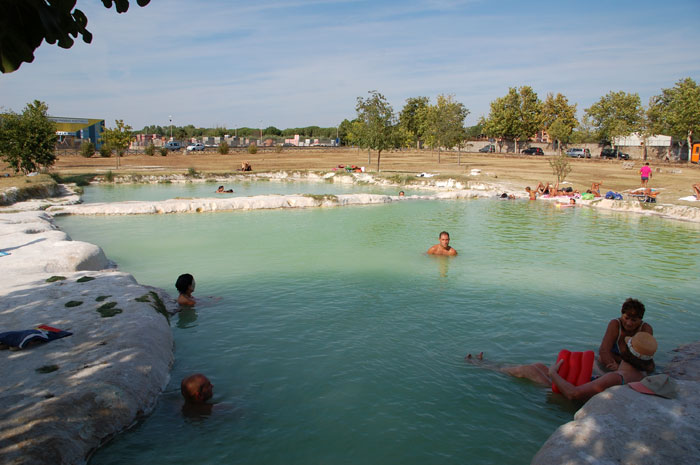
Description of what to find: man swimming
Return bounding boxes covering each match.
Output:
[427,231,458,256]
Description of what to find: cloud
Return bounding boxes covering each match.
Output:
[1,0,698,129]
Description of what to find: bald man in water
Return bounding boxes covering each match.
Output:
[427,231,457,256]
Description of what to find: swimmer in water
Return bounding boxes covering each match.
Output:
[175,273,196,306]
[427,231,457,256]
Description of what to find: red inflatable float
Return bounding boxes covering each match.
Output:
[552,350,595,393]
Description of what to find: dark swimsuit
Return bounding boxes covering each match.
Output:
[611,319,646,356]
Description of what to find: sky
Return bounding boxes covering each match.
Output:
[1,0,699,131]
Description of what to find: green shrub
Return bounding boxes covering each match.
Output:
[144,144,156,156]
[104,170,114,182]
[247,143,258,154]
[99,144,112,158]
[275,145,283,153]
[187,167,198,177]
[80,141,95,158]
[218,141,229,155]
[159,147,168,156]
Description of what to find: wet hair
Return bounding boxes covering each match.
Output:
[621,298,645,319]
[439,231,449,239]
[181,373,210,403]
[500,193,508,198]
[217,185,224,189]
[525,187,531,191]
[176,273,194,294]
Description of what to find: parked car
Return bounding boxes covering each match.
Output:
[479,145,495,153]
[565,148,591,158]
[186,142,205,152]
[600,148,630,160]
[521,147,544,155]
[164,141,182,151]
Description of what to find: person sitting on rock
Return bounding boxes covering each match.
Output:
[465,332,657,402]
[525,187,537,200]
[175,273,196,307]
[599,298,654,373]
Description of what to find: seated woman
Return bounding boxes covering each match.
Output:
[466,332,657,402]
[591,182,602,197]
[599,298,654,372]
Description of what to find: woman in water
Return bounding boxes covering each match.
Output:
[175,273,196,306]
[598,298,654,372]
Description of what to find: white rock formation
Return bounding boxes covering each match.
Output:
[0,211,174,465]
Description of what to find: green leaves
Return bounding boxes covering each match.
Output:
[1,0,150,73]
[484,87,542,152]
[0,100,57,174]
[647,78,700,159]
[355,91,396,170]
[100,120,134,157]
[585,91,643,143]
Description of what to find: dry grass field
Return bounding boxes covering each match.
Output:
[3,148,700,206]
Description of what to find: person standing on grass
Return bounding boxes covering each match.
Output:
[640,163,652,187]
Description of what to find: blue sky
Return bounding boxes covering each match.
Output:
[1,0,699,131]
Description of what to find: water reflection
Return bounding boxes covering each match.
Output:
[177,308,198,329]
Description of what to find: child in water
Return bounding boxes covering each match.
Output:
[175,273,196,306]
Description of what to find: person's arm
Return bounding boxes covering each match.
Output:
[449,248,458,256]
[427,245,436,254]
[598,319,620,371]
[549,361,622,401]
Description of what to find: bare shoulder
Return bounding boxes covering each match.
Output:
[427,245,439,254]
[448,248,458,256]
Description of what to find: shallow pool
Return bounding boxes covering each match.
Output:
[56,198,700,465]
[80,179,423,204]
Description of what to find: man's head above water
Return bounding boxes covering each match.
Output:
[181,373,213,403]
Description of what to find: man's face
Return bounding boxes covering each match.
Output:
[439,234,450,249]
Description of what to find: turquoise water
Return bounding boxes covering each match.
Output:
[56,198,700,465]
[80,180,423,203]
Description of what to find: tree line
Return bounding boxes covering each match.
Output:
[1,78,698,174]
[345,77,700,170]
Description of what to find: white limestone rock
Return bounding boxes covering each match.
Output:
[531,380,700,465]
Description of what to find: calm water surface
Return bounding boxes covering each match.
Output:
[80,179,423,203]
[56,197,700,465]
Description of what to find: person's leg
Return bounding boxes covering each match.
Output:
[693,184,700,200]
[465,353,551,386]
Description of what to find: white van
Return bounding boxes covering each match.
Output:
[165,141,182,151]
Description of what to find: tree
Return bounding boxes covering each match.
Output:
[355,90,396,171]
[542,93,578,150]
[585,91,643,145]
[549,153,571,184]
[420,94,469,163]
[483,86,542,153]
[0,100,57,173]
[100,119,133,168]
[399,96,429,150]
[647,77,700,162]
[337,119,355,146]
[1,0,151,73]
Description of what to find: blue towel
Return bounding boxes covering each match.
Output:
[0,325,72,349]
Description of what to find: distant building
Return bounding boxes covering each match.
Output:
[613,133,671,147]
[49,116,105,148]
